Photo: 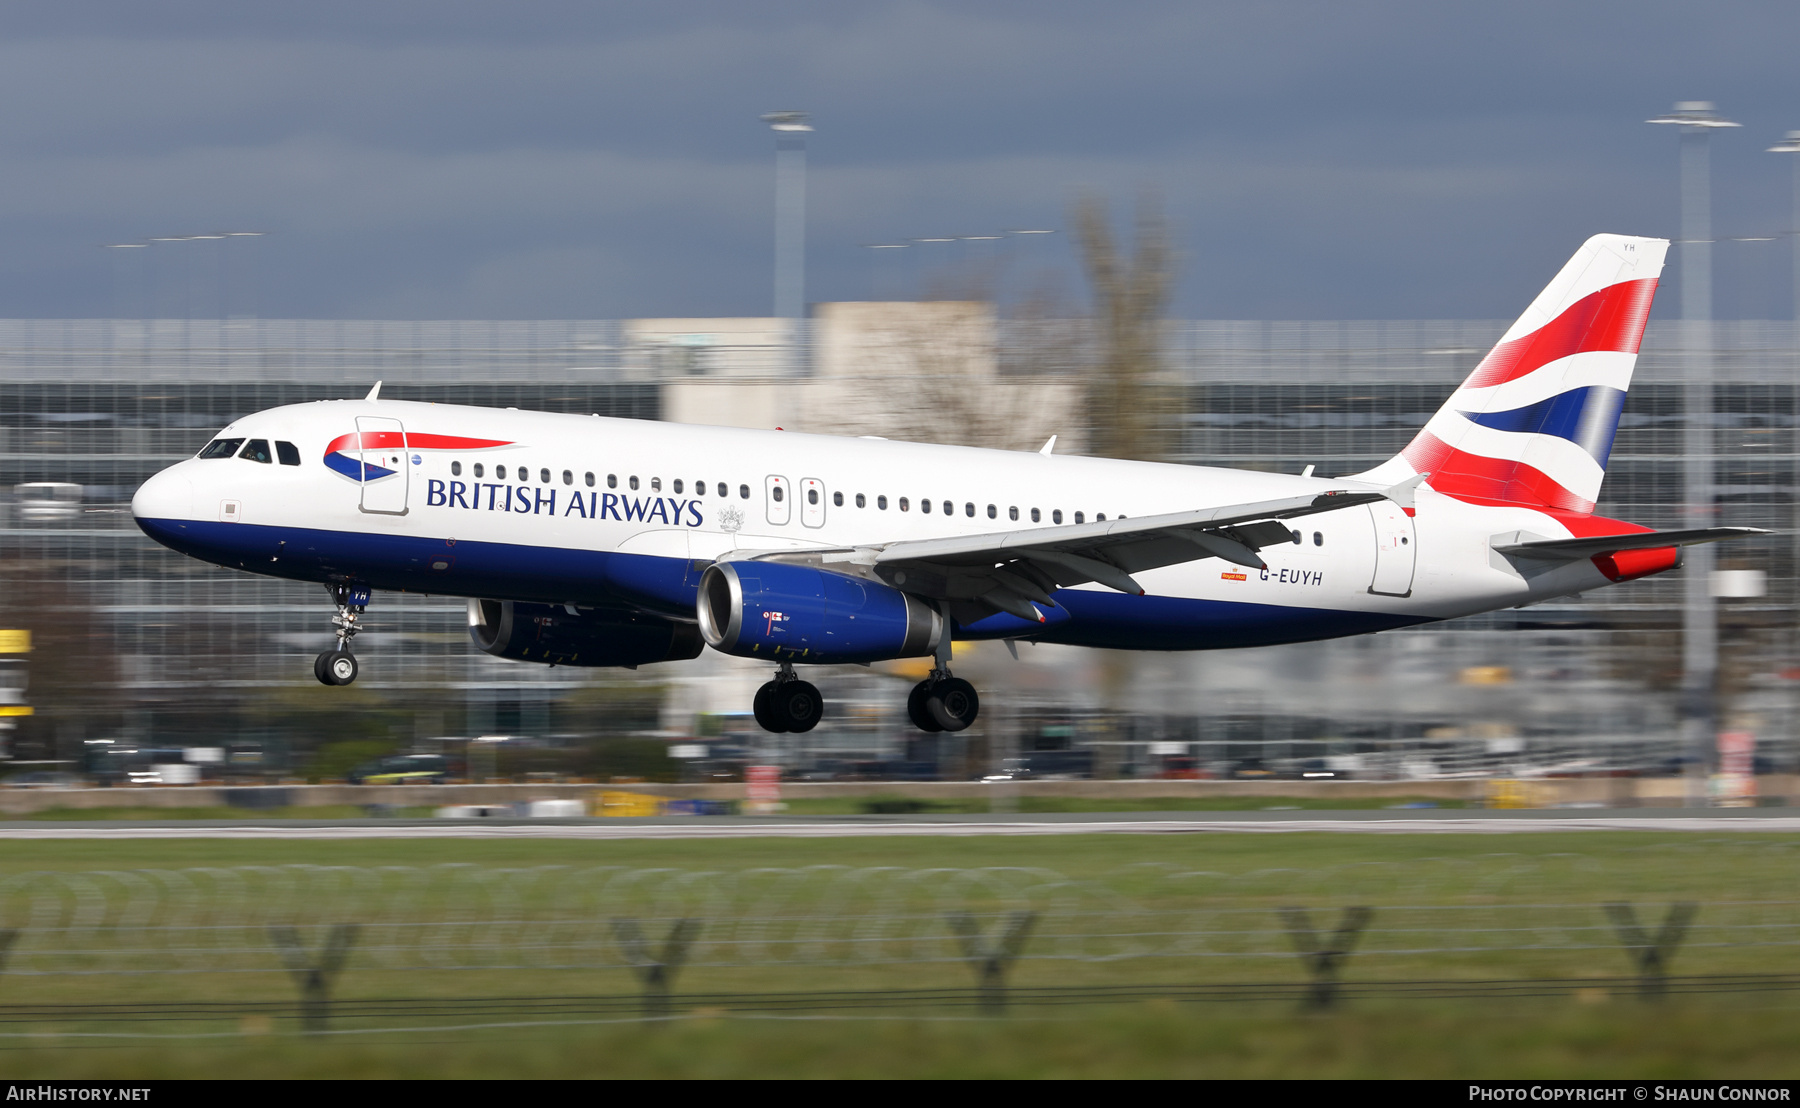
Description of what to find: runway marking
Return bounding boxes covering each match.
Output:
[0,817,1798,839]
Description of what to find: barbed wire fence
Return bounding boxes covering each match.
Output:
[0,850,1796,1036]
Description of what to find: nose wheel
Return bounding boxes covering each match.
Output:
[752,664,823,733]
[314,583,368,686]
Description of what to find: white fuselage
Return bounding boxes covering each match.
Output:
[130,398,1634,654]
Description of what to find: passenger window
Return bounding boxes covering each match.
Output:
[772,485,784,503]
[899,498,909,512]
[197,438,244,459]
[608,474,617,488]
[496,465,507,480]
[1290,529,1302,544]
[921,499,931,514]
[1009,506,1018,521]
[518,469,529,483]
[1053,510,1063,524]
[739,484,750,499]
[673,479,683,494]
[541,468,551,483]
[833,491,843,507]
[964,503,974,518]
[878,495,887,510]
[629,476,639,490]
[855,493,865,508]
[1031,508,1040,523]
[585,472,595,487]
[1096,513,1106,522]
[807,488,818,505]
[451,460,462,477]
[986,504,995,519]
[474,463,484,479]
[942,501,952,516]
[276,441,301,466]
[563,470,573,486]
[1074,512,1084,524]
[1313,531,1323,547]
[650,477,661,491]
[238,439,273,464]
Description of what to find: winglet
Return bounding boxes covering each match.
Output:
[366,381,383,402]
[1038,435,1057,456]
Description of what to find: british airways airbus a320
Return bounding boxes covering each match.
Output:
[131,235,1767,734]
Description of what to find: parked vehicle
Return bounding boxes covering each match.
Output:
[348,753,449,785]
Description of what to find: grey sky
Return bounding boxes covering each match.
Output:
[5,1,1800,320]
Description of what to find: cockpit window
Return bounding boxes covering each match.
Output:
[238,439,273,464]
[276,441,301,466]
[197,438,244,459]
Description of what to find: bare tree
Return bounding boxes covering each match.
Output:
[819,301,1079,452]
[1073,191,1177,462]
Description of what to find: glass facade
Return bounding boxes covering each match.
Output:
[0,317,1792,780]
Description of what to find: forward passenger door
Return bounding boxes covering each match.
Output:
[356,415,409,515]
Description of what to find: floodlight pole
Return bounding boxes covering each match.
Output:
[762,111,812,328]
[1648,101,1739,804]
[1768,132,1800,327]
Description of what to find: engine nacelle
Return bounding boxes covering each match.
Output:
[697,561,941,664]
[467,599,703,667]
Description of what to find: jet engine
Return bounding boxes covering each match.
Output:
[467,599,702,667]
[696,561,940,664]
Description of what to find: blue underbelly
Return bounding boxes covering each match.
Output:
[135,517,1424,648]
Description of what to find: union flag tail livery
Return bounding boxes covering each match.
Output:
[130,233,1768,735]
[1358,234,1665,514]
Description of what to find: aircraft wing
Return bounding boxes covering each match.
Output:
[754,488,1390,624]
[1492,526,1774,562]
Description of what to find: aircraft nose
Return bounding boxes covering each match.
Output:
[132,467,193,525]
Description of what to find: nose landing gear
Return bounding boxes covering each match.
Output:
[314,583,369,686]
[752,662,823,733]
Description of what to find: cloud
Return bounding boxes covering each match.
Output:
[0,1,1795,319]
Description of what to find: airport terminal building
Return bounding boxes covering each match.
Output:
[1,311,1793,782]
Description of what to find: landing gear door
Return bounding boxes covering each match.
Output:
[1366,501,1415,597]
[765,475,791,526]
[356,416,409,515]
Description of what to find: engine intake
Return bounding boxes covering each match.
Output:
[697,561,940,664]
[468,599,702,667]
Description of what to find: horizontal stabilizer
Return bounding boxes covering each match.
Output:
[1493,526,1774,562]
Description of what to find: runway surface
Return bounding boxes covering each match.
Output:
[3,809,1800,838]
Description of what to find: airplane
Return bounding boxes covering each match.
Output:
[131,233,1770,735]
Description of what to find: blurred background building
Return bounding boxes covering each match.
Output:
[0,309,1791,782]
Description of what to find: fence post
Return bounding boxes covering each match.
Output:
[1279,906,1373,1009]
[1602,902,1697,999]
[612,918,699,1020]
[268,924,359,1033]
[947,910,1037,1015]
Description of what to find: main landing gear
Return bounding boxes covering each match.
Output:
[907,670,980,733]
[314,583,368,687]
[752,662,823,734]
[906,619,979,733]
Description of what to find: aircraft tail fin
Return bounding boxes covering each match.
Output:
[1354,234,1669,514]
